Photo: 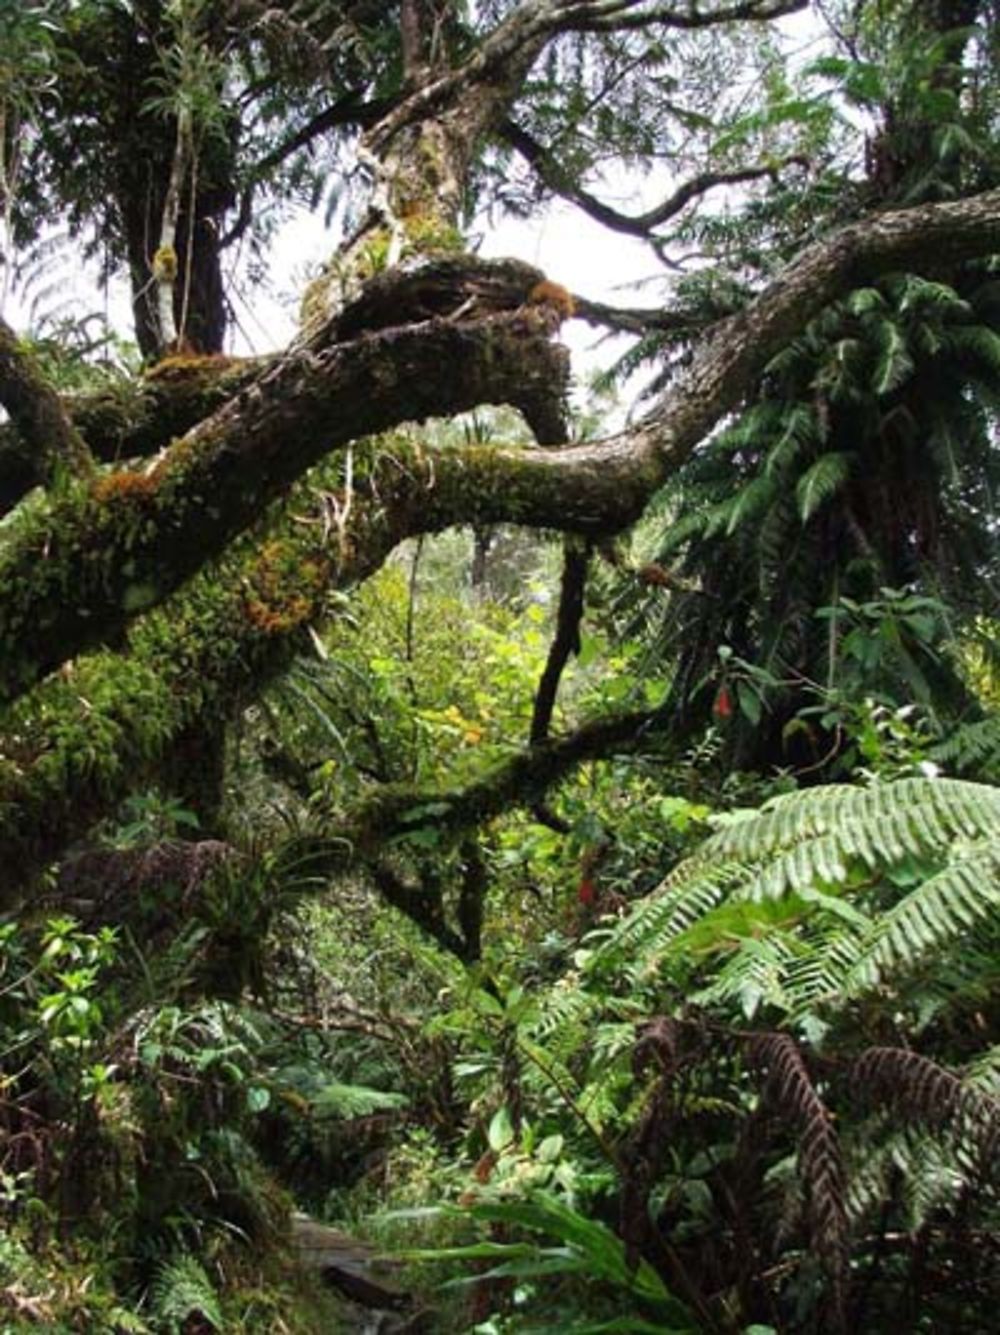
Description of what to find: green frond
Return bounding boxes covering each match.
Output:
[692,932,798,1017]
[591,860,746,975]
[847,286,889,317]
[149,1254,223,1333]
[941,323,1000,372]
[795,451,851,522]
[870,317,914,394]
[891,274,970,317]
[764,404,819,478]
[848,840,1000,987]
[592,779,1000,997]
[703,779,1000,866]
[724,475,777,536]
[529,978,602,1042]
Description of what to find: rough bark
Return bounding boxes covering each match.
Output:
[0,355,269,507]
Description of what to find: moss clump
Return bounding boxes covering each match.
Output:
[91,469,159,505]
[528,279,576,321]
[244,540,331,636]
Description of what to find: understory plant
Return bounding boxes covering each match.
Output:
[407,774,999,1333]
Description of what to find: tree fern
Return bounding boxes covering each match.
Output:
[848,841,1000,987]
[592,778,1000,1002]
[612,260,1000,771]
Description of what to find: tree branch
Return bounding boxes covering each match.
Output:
[500,118,802,240]
[551,0,807,32]
[531,540,591,744]
[0,259,567,705]
[0,317,94,487]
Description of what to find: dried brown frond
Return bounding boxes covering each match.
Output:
[620,1017,682,1272]
[749,1033,849,1333]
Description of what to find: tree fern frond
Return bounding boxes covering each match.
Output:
[529,978,603,1041]
[931,717,1000,777]
[845,1124,969,1231]
[594,780,1000,1000]
[941,323,1000,372]
[591,860,746,976]
[891,273,971,317]
[846,286,889,317]
[848,841,1000,987]
[748,1032,849,1319]
[853,1047,1000,1176]
[692,932,797,1018]
[703,779,1000,866]
[764,404,819,479]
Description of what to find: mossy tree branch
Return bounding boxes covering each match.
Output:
[0,189,999,707]
[0,431,658,900]
[0,316,95,488]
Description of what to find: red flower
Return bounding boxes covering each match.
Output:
[713,685,733,719]
[577,878,597,906]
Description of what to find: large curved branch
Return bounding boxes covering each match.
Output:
[0,288,686,512]
[1,188,999,710]
[0,260,566,705]
[553,0,806,33]
[363,0,804,165]
[0,358,264,516]
[0,426,661,896]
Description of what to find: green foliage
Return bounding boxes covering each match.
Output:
[594,776,1000,1006]
[149,1253,223,1334]
[405,1189,698,1334]
[614,264,1000,771]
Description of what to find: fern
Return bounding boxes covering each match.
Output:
[848,840,1000,986]
[795,451,851,521]
[310,1080,408,1119]
[592,778,1000,1006]
[149,1253,223,1333]
[931,716,1000,777]
[870,316,915,393]
[749,1033,849,1328]
[853,1047,1000,1178]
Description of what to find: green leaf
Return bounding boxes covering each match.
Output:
[246,1085,271,1113]
[488,1105,515,1152]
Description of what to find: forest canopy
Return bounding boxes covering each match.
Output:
[0,2,998,1331]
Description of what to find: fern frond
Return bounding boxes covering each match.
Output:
[703,779,1000,867]
[853,1047,1000,1175]
[941,323,1000,372]
[149,1254,223,1333]
[870,316,914,394]
[764,404,819,478]
[930,717,1000,777]
[848,840,1000,987]
[591,859,746,975]
[749,1033,849,1318]
[795,452,851,522]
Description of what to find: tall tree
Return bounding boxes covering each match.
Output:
[611,0,1000,769]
